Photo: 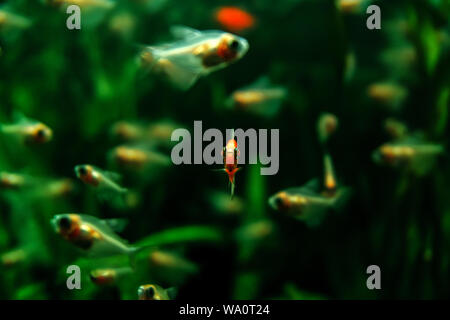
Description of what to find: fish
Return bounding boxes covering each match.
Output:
[367,82,407,110]
[317,113,339,146]
[337,0,371,14]
[51,214,139,258]
[214,6,255,32]
[139,26,249,90]
[1,248,27,267]
[217,132,241,198]
[45,0,115,10]
[227,77,287,117]
[44,0,115,28]
[149,250,199,274]
[372,139,444,176]
[383,118,409,140]
[268,179,350,227]
[208,190,245,216]
[111,120,179,147]
[137,284,174,300]
[29,178,76,199]
[236,220,274,241]
[0,172,36,190]
[109,144,171,171]
[0,115,53,145]
[74,165,128,206]
[89,267,133,286]
[0,8,32,33]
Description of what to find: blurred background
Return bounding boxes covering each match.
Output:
[0,0,449,299]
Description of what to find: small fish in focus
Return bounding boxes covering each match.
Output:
[216,132,240,198]
[214,6,255,32]
[317,113,339,146]
[208,190,245,216]
[367,82,407,110]
[138,284,175,300]
[139,26,249,90]
[1,248,27,267]
[372,139,445,176]
[51,214,139,258]
[74,164,129,207]
[0,115,53,145]
[227,77,287,117]
[337,0,371,14]
[89,267,133,286]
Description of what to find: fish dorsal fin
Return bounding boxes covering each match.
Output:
[303,178,321,192]
[170,25,202,40]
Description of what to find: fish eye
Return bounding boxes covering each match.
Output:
[145,286,155,299]
[58,216,71,230]
[78,166,87,176]
[36,129,46,138]
[230,40,240,50]
[274,197,284,208]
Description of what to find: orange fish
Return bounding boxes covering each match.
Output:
[221,134,240,198]
[215,6,255,32]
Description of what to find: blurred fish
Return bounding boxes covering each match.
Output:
[214,6,255,32]
[74,165,129,205]
[0,8,32,38]
[110,120,179,147]
[236,219,274,241]
[337,0,371,14]
[89,267,133,286]
[227,77,287,117]
[1,248,27,267]
[0,172,36,190]
[29,178,76,199]
[367,82,407,110]
[344,50,357,82]
[138,284,175,300]
[269,178,350,227]
[45,0,115,28]
[384,118,409,140]
[149,249,199,274]
[109,144,171,172]
[0,115,53,145]
[45,0,115,10]
[372,139,444,176]
[317,113,338,146]
[208,190,245,216]
[51,214,139,258]
[107,11,137,40]
[139,26,249,90]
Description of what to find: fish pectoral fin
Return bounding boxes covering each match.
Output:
[170,25,202,40]
[160,55,203,90]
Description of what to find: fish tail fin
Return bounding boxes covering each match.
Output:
[158,55,203,90]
